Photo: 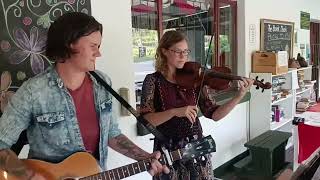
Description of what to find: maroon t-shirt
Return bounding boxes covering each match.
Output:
[69,74,100,157]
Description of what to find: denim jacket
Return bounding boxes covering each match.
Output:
[0,66,121,170]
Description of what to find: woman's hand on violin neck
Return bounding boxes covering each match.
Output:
[174,105,198,124]
[237,78,254,97]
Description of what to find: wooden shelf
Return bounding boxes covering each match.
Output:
[272,94,293,105]
[272,70,293,77]
[270,117,292,131]
[297,66,312,71]
[296,87,312,95]
[288,66,312,72]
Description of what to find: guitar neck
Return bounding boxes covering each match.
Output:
[80,149,183,180]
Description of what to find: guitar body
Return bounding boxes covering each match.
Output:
[0,152,100,180]
[0,136,216,180]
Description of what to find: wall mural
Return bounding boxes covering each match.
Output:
[0,0,91,112]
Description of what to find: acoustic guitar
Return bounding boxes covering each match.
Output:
[0,136,215,180]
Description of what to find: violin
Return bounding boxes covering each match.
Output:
[176,61,271,92]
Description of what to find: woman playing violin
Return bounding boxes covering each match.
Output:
[140,30,254,180]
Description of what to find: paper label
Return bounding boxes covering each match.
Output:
[277,51,288,66]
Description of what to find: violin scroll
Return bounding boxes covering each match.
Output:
[254,76,272,92]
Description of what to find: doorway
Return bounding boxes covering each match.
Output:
[310,21,320,101]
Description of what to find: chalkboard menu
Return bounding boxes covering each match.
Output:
[260,19,294,58]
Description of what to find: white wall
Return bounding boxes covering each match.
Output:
[200,102,249,169]
[91,1,153,179]
[238,0,320,77]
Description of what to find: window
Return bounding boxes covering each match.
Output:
[131,0,237,106]
[131,0,159,105]
[218,1,237,72]
[162,0,213,66]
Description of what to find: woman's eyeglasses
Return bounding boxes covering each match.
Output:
[168,49,191,56]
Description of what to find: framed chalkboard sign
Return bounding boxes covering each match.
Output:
[260,19,294,58]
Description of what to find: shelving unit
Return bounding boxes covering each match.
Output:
[294,66,315,113]
[270,117,293,131]
[291,66,315,171]
[296,66,313,71]
[272,71,292,77]
[249,70,297,148]
[250,66,314,170]
[296,87,312,95]
[271,94,293,105]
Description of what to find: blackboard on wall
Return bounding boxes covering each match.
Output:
[0,0,91,115]
[0,1,91,89]
[260,19,294,58]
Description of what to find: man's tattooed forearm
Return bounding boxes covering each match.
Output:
[0,149,30,178]
[109,134,150,161]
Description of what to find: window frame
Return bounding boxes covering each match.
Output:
[154,0,238,72]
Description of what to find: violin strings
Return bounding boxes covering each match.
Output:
[196,34,214,107]
[191,35,214,129]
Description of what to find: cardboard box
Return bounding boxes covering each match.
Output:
[252,51,288,75]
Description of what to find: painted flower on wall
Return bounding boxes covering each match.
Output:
[0,40,11,52]
[37,13,51,29]
[17,71,27,81]
[23,17,32,26]
[9,26,47,74]
[46,0,58,5]
[68,0,75,4]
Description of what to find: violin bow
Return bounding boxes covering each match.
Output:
[195,34,214,105]
[189,34,214,129]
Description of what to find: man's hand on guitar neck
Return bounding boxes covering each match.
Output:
[148,151,170,176]
[108,134,170,176]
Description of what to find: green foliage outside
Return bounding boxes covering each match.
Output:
[220,35,230,52]
[132,29,230,63]
[132,29,158,63]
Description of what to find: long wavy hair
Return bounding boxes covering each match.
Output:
[155,30,188,75]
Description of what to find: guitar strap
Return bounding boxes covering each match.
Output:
[89,71,168,143]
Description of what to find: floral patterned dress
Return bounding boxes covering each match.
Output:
[140,72,220,180]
